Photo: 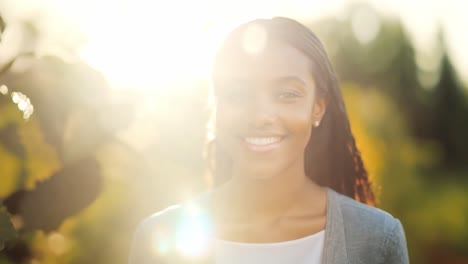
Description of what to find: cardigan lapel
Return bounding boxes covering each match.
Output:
[322,188,348,264]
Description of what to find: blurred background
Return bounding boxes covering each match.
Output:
[0,0,467,263]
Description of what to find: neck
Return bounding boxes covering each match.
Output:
[214,158,321,221]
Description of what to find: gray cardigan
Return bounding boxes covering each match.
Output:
[129,188,409,263]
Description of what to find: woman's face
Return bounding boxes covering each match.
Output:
[213,38,326,180]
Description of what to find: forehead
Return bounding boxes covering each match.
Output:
[213,39,314,83]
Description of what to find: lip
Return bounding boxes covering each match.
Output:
[241,135,285,153]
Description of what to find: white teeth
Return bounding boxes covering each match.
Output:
[244,137,282,145]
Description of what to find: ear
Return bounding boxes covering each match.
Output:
[312,96,327,122]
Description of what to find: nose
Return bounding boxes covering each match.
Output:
[247,94,277,128]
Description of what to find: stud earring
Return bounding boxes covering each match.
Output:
[314,120,320,127]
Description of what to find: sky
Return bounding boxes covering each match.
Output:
[0,0,467,88]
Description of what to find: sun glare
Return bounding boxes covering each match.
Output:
[60,0,309,91]
[74,0,238,91]
[2,0,468,88]
[241,24,268,56]
[174,203,213,258]
[4,0,353,91]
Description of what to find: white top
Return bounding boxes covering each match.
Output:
[214,230,325,264]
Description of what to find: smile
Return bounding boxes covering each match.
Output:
[243,136,284,152]
[244,136,282,145]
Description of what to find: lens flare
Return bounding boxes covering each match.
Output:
[48,232,68,255]
[241,24,268,56]
[175,203,213,258]
[10,92,34,119]
[151,227,171,257]
[0,85,8,95]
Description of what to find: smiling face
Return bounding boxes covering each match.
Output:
[213,35,326,180]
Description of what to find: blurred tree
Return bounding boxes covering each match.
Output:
[311,4,468,263]
[0,55,138,262]
[0,14,136,261]
[432,47,468,167]
[0,13,17,254]
[313,2,468,173]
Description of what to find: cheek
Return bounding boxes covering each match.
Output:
[215,104,241,132]
[214,104,244,151]
[281,104,314,143]
[291,118,313,144]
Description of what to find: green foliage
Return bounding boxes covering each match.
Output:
[316,7,468,260]
[0,206,16,251]
[342,82,468,263]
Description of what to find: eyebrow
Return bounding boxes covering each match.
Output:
[270,76,307,86]
[219,76,307,85]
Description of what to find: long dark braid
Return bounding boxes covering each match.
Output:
[207,17,375,205]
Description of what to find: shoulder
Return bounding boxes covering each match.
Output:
[128,204,181,263]
[336,192,399,233]
[135,204,183,236]
[133,191,212,238]
[129,193,213,264]
[332,191,409,263]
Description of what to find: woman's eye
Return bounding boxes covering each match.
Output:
[277,90,301,100]
[221,88,248,102]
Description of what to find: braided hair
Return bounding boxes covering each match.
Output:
[207,17,375,205]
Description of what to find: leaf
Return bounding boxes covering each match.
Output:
[0,14,5,38]
[0,205,17,251]
[3,157,102,232]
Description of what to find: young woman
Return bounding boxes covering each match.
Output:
[129,17,409,264]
